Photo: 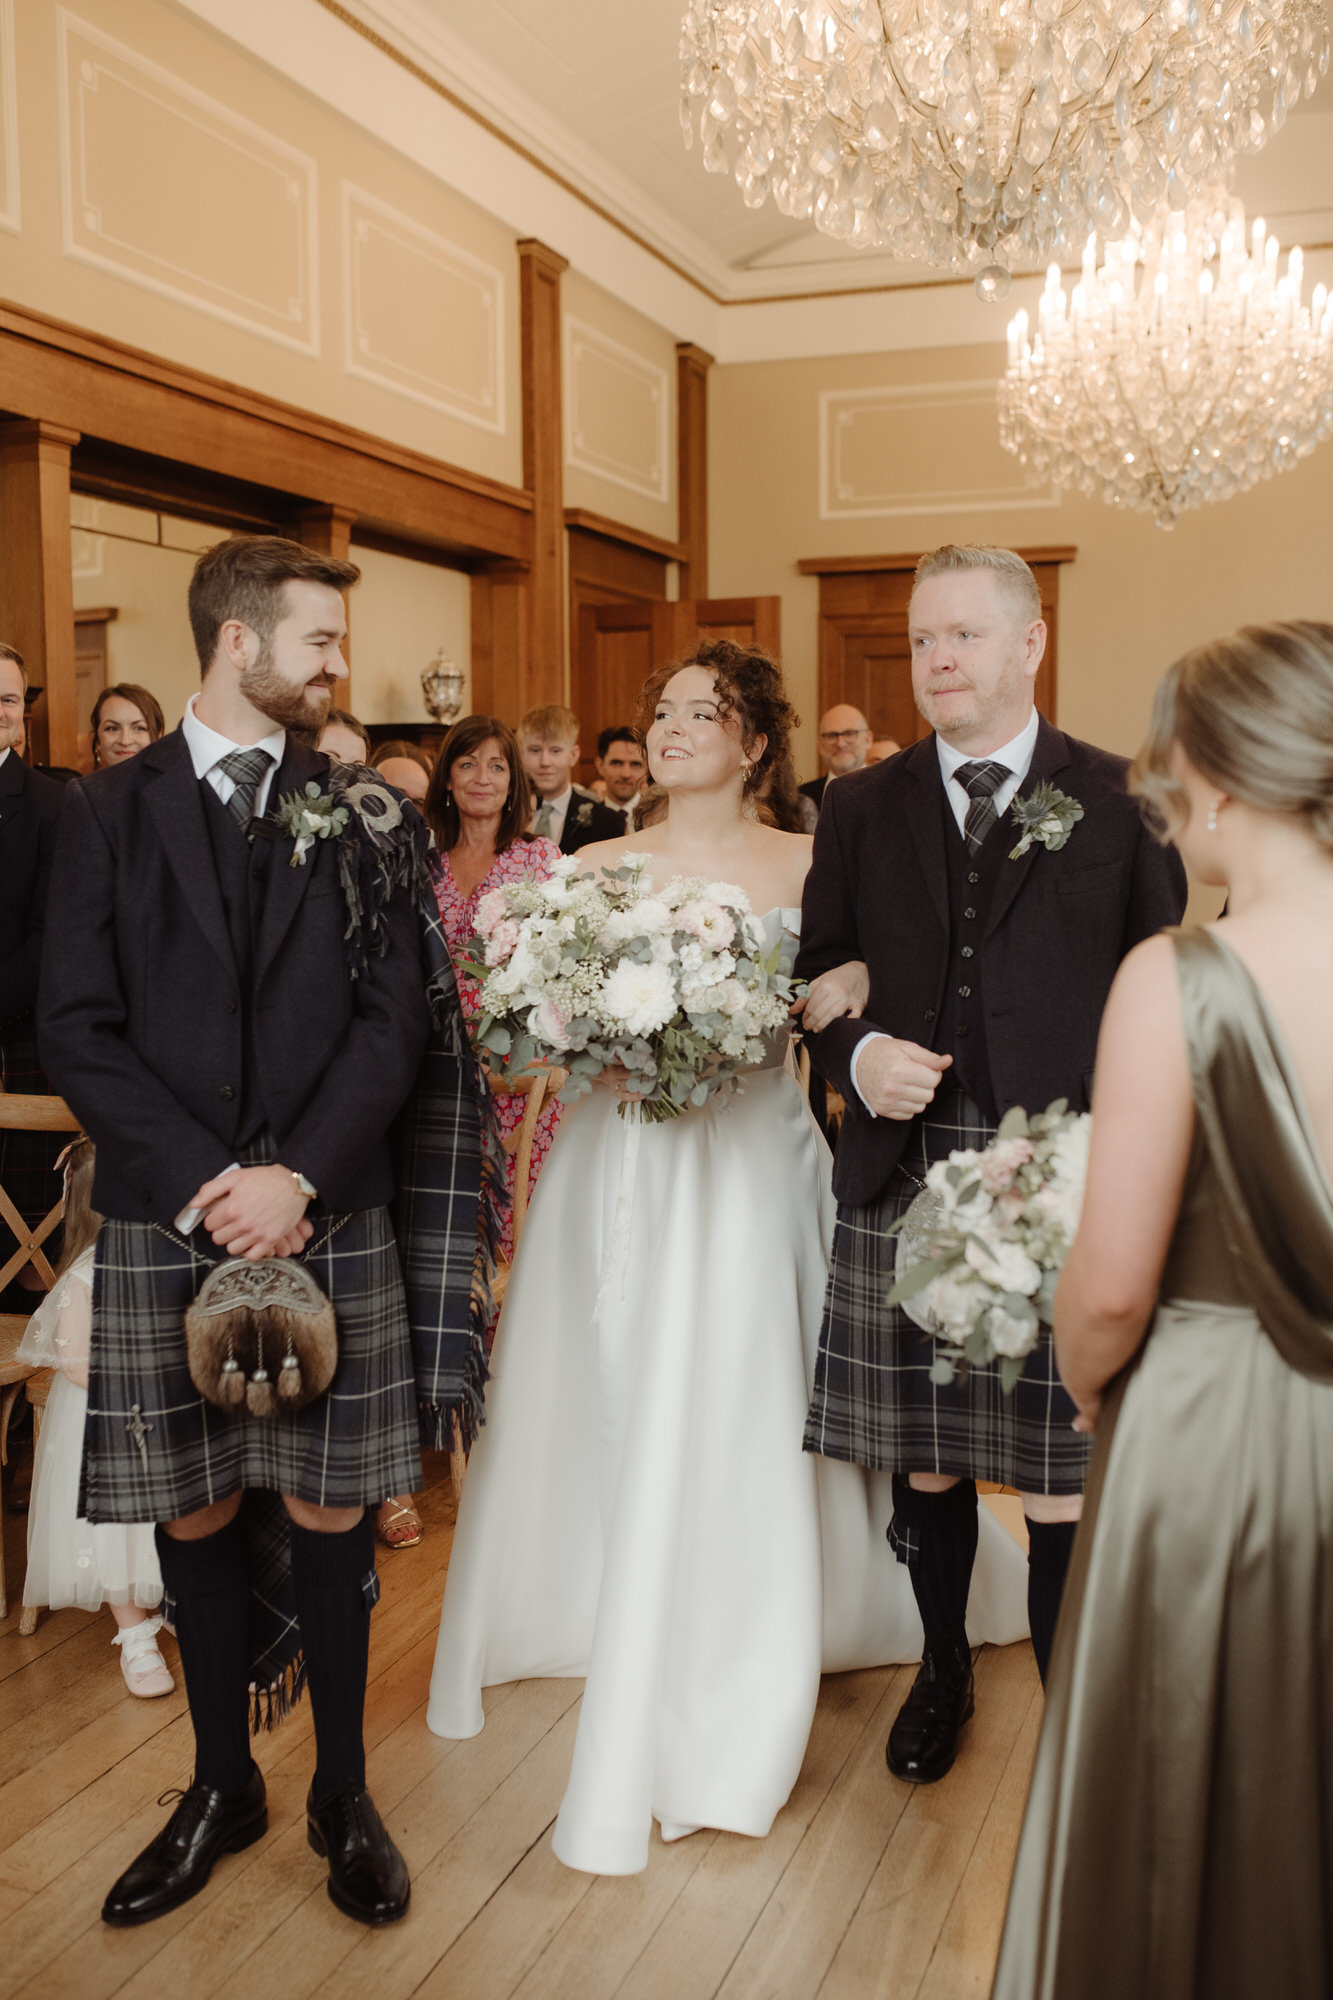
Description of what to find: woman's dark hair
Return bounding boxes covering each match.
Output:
[424,714,532,854]
[91,682,165,759]
[637,638,801,830]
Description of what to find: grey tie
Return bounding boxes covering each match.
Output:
[216,747,274,828]
[954,759,1009,852]
[532,798,555,839]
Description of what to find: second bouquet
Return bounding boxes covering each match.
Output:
[456,855,801,1121]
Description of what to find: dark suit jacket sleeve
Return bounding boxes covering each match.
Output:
[0,775,61,1021]
[276,878,430,1196]
[38,781,237,1208]
[795,782,891,1105]
[1124,813,1189,948]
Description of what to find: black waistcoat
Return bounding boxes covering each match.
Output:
[934,784,1011,1122]
[200,779,274,1150]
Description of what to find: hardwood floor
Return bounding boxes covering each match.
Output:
[0,1456,1039,2000]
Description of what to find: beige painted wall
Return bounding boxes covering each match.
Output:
[9,0,522,484]
[562,270,678,544]
[71,500,208,729]
[351,544,470,728]
[710,343,1333,818]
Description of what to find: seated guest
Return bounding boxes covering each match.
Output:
[317,708,371,764]
[91,684,165,767]
[797,704,873,831]
[0,642,67,1311]
[370,738,431,804]
[424,717,562,1269]
[517,704,624,853]
[593,726,648,831]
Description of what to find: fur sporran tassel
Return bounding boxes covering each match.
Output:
[219,1355,247,1407]
[277,1350,303,1404]
[246,1367,276,1417]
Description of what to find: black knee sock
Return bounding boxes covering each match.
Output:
[154,1515,252,1797]
[891,1475,978,1670]
[1026,1518,1078,1686]
[289,1511,375,1803]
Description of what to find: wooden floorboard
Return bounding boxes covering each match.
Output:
[0,1439,1040,2000]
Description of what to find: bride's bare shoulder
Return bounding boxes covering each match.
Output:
[574,833,652,875]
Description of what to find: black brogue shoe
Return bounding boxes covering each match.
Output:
[886,1648,976,1785]
[306,1782,410,1925]
[102,1763,268,1925]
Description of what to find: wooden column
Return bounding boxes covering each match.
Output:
[676,342,713,599]
[518,239,569,711]
[0,420,81,768]
[470,561,528,723]
[290,502,358,698]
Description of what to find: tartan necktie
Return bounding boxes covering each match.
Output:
[216,746,275,828]
[954,759,1010,852]
[532,798,555,839]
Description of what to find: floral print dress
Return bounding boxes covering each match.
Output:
[436,836,563,1263]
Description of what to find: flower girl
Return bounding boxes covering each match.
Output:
[18,1137,173,1696]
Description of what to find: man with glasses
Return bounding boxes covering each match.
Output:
[798,705,873,831]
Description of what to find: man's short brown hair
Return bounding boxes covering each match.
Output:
[518,703,579,744]
[188,535,360,676]
[912,544,1041,625]
[0,641,26,690]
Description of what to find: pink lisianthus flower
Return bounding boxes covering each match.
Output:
[484,918,522,966]
[675,899,735,949]
[475,887,509,936]
[532,996,572,1050]
[978,1136,1034,1194]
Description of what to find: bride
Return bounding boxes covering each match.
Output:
[426,639,1027,1875]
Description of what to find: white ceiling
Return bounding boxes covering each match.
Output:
[351,0,1333,305]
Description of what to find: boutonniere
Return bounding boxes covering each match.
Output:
[274,782,349,867]
[1008,781,1084,860]
[575,799,595,828]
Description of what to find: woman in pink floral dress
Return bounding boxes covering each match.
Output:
[424,715,563,1266]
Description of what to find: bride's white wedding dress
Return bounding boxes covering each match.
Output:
[427,910,1028,1875]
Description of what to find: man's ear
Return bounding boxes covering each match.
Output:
[570,742,581,765]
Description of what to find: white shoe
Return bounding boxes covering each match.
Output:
[113,1614,175,1698]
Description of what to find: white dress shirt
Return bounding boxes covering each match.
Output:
[849,710,1040,1116]
[531,785,573,845]
[181,694,285,820]
[0,746,11,771]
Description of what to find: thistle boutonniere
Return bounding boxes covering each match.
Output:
[274,781,350,867]
[1008,782,1084,860]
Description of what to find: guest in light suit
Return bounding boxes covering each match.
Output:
[40,538,431,1929]
[798,545,1187,1785]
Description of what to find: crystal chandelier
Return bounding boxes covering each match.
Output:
[997,191,1333,525]
[679,0,1329,283]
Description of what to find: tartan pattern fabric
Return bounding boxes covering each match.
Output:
[81,1201,422,1526]
[0,1034,66,1238]
[215,746,274,826]
[804,1087,1091,1495]
[954,758,1010,852]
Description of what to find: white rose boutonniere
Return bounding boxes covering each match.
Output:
[574,799,595,830]
[274,781,350,867]
[1008,781,1084,860]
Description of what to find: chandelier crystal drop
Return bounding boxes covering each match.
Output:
[679,0,1329,277]
[997,191,1333,526]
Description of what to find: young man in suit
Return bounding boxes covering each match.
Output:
[40,538,432,1928]
[518,703,626,853]
[798,545,1187,1784]
[0,643,67,1302]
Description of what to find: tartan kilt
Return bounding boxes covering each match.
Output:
[81,1203,422,1526]
[804,1087,1091,1495]
[0,1032,66,1235]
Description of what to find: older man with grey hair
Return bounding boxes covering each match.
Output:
[798,703,874,831]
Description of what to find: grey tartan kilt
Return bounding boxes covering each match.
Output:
[81,1204,422,1524]
[804,1087,1091,1495]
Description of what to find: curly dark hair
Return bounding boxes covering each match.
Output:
[424,714,532,853]
[636,638,802,830]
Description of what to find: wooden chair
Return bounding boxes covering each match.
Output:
[0,1091,81,1625]
[446,1066,569,1497]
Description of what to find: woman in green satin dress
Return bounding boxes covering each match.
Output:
[993,621,1333,2000]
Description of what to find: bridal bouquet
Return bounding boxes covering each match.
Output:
[888,1102,1092,1390]
[457,854,800,1122]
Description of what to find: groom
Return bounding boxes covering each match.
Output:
[798,544,1186,1782]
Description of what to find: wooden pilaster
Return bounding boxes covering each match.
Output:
[518,239,569,711]
[0,420,81,767]
[676,342,713,599]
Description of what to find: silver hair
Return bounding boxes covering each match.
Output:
[912,545,1042,624]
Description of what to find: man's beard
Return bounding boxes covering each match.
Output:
[239,647,333,731]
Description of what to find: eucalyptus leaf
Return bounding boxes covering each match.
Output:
[886,1251,959,1303]
[997,1104,1030,1141]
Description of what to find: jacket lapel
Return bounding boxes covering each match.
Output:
[0,750,25,844]
[984,715,1072,939]
[143,731,237,978]
[255,739,325,984]
[903,735,950,935]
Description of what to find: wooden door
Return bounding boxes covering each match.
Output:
[572,594,782,783]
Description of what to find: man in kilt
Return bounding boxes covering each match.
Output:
[39,537,438,1928]
[798,545,1186,1785]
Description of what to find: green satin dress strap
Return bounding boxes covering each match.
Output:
[1172,926,1333,1379]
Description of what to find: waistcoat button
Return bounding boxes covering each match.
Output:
[964,906,977,920]
[959,985,972,998]
[961,945,974,959]
[218,1084,235,1101]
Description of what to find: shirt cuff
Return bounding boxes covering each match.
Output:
[849,1032,891,1117]
[175,1162,240,1235]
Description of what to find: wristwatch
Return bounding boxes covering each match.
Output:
[291,1169,318,1202]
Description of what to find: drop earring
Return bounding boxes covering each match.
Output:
[1206,800,1219,832]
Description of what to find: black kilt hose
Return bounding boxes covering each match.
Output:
[804,1087,1091,1496]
